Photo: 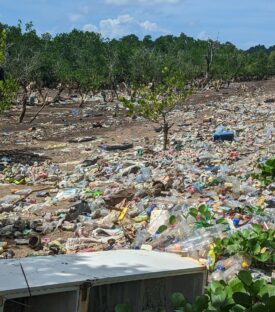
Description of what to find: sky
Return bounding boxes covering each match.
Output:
[0,0,274,49]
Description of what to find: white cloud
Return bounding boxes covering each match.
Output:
[140,21,158,32]
[197,31,209,40]
[99,14,134,37]
[83,24,98,32]
[83,14,161,38]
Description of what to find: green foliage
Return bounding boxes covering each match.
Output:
[1,21,275,114]
[120,68,191,123]
[120,67,191,150]
[115,271,275,311]
[0,29,6,63]
[3,22,42,88]
[234,206,266,217]
[204,270,275,311]
[213,225,275,267]
[52,30,105,97]
[1,21,275,97]
[0,29,18,112]
[187,204,228,228]
[251,158,275,186]
[169,215,177,225]
[157,225,168,234]
[0,78,18,111]
[171,292,187,308]
[115,304,132,312]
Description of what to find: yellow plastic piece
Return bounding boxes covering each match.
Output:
[118,207,128,221]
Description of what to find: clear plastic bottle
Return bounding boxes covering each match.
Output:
[223,263,242,282]
[42,221,58,234]
[65,237,100,250]
[165,232,213,253]
[205,224,228,238]
[13,189,32,195]
[132,229,148,249]
[215,254,243,271]
[135,167,152,183]
[211,269,224,281]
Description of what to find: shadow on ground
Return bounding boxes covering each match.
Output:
[0,149,50,165]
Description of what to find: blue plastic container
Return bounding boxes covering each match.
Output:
[213,131,234,141]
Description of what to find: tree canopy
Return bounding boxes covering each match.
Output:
[0,21,274,97]
[0,29,17,112]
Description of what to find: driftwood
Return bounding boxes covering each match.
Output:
[12,186,54,205]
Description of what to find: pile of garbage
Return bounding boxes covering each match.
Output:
[0,91,274,282]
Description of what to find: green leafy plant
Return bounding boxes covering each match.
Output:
[120,67,192,150]
[115,304,132,312]
[0,29,6,63]
[187,204,228,228]
[0,29,18,112]
[205,271,275,312]
[171,292,209,312]
[0,78,18,112]
[234,206,266,217]
[116,272,275,311]
[213,225,275,267]
[251,158,275,186]
[156,214,179,234]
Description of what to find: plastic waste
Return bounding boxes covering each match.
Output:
[133,229,148,249]
[212,262,242,282]
[214,130,234,142]
[55,188,78,201]
[147,209,170,235]
[136,167,152,183]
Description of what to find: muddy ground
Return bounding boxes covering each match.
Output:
[1,79,273,163]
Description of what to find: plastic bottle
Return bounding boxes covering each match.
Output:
[205,224,228,238]
[211,262,242,282]
[240,183,258,195]
[165,232,213,253]
[215,254,243,271]
[42,221,57,234]
[132,229,148,249]
[0,195,21,205]
[135,167,152,183]
[223,263,242,282]
[55,188,78,201]
[12,189,32,195]
[211,269,224,281]
[147,209,170,235]
[65,237,101,250]
[230,223,253,233]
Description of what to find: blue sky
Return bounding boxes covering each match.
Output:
[0,0,274,49]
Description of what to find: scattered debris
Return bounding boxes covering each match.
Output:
[0,81,274,283]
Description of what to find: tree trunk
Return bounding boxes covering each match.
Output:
[29,89,49,123]
[113,86,119,117]
[78,90,85,108]
[30,87,64,123]
[29,100,47,123]
[52,87,64,103]
[163,122,169,151]
[204,41,216,83]
[101,90,107,103]
[19,94,27,123]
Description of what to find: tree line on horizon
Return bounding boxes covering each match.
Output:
[0,21,275,119]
